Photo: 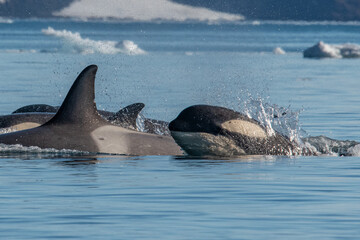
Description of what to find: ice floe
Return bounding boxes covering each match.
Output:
[304,41,360,59]
[42,27,146,55]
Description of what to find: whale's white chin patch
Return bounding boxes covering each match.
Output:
[170,131,246,157]
[221,119,267,138]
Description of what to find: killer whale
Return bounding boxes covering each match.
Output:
[169,105,306,157]
[10,102,171,135]
[12,104,59,114]
[0,103,145,132]
[0,65,182,155]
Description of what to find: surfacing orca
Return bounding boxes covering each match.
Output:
[169,105,306,157]
[0,103,146,132]
[0,65,183,155]
[10,102,171,135]
[12,104,59,114]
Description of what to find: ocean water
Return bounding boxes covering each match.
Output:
[1,19,360,239]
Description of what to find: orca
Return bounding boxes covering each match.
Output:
[10,102,171,135]
[0,65,183,156]
[0,112,55,132]
[13,103,119,118]
[12,104,59,114]
[1,103,145,132]
[169,105,305,157]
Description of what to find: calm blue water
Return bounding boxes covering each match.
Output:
[1,19,360,239]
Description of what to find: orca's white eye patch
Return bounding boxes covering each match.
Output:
[221,120,267,138]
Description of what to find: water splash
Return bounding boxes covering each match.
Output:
[302,136,360,156]
[0,127,16,134]
[238,96,303,142]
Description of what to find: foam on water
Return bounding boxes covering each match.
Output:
[347,144,360,156]
[0,143,89,156]
[302,136,360,156]
[42,27,146,55]
[236,97,360,156]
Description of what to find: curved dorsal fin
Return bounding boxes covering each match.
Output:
[116,103,145,119]
[46,65,105,126]
[108,103,145,128]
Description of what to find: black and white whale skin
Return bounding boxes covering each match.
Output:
[169,105,304,157]
[0,103,145,132]
[9,102,171,135]
[12,104,59,114]
[0,65,182,156]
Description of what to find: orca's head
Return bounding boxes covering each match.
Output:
[169,105,268,156]
[169,105,242,134]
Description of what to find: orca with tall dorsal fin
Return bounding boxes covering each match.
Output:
[0,65,183,155]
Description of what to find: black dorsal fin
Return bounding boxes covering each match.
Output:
[108,103,145,129]
[46,65,105,126]
[116,103,145,119]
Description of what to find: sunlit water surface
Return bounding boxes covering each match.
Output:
[1,20,360,239]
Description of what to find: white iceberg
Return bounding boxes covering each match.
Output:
[54,0,244,22]
[304,41,360,59]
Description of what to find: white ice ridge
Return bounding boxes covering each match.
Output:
[304,41,360,58]
[42,27,146,55]
[53,0,244,22]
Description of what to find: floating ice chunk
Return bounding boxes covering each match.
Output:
[42,27,146,55]
[117,40,146,55]
[304,41,360,59]
[273,47,286,55]
[303,41,341,58]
